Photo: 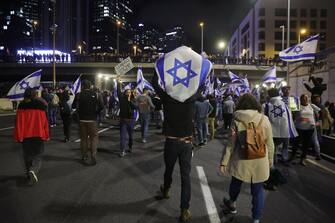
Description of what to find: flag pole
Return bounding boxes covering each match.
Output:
[286,0,291,86]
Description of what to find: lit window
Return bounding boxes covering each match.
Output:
[10,11,15,15]
[3,26,8,30]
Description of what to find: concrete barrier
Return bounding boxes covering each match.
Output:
[0,98,13,111]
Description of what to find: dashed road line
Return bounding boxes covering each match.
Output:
[306,159,335,175]
[74,127,112,143]
[196,166,221,223]
[0,126,14,131]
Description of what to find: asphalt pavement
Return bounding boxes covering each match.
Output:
[0,114,335,223]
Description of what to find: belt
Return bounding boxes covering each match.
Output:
[166,136,193,144]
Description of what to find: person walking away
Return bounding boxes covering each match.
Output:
[322,101,333,136]
[136,88,155,143]
[208,94,217,140]
[72,80,104,165]
[117,77,137,157]
[14,88,49,186]
[223,95,235,130]
[48,89,59,127]
[194,95,213,146]
[290,94,319,166]
[263,88,297,165]
[220,93,274,223]
[60,91,72,142]
[152,93,164,129]
[329,102,335,135]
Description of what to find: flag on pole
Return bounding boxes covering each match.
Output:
[228,71,241,83]
[279,34,319,62]
[262,66,277,83]
[143,79,155,92]
[70,76,81,95]
[7,70,42,101]
[155,46,212,102]
[136,68,145,94]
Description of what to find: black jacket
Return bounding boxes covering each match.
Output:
[117,82,137,119]
[72,89,104,121]
[152,73,201,138]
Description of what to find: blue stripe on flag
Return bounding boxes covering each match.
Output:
[156,55,166,88]
[280,53,316,60]
[200,59,211,85]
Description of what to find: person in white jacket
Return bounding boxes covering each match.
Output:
[263,88,298,165]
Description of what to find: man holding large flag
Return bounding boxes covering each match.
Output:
[154,46,212,222]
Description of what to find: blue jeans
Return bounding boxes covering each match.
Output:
[120,119,134,152]
[49,107,57,125]
[139,113,150,139]
[229,177,264,220]
[196,118,207,144]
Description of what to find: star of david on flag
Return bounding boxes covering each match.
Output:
[7,69,42,101]
[279,34,319,62]
[155,46,213,102]
[270,105,285,118]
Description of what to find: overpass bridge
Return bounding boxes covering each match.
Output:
[0,62,287,83]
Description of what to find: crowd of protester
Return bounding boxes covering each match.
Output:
[12,70,335,223]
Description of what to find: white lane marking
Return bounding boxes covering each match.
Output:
[322,135,335,140]
[320,153,335,162]
[74,127,111,143]
[0,126,14,131]
[306,159,335,175]
[0,113,16,117]
[196,166,221,223]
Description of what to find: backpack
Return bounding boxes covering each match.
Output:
[51,94,59,106]
[234,116,266,160]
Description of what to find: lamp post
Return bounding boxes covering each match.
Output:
[298,28,307,43]
[286,0,291,84]
[200,22,204,53]
[51,0,57,89]
[133,45,137,56]
[116,20,121,55]
[32,20,38,62]
[280,25,285,50]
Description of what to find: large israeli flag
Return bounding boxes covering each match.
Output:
[228,71,241,83]
[279,34,319,62]
[7,70,42,101]
[155,46,212,102]
[262,66,276,83]
[70,76,81,95]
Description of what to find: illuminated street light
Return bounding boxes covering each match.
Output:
[298,28,307,43]
[98,73,103,79]
[217,41,226,50]
[199,22,204,53]
[133,45,137,56]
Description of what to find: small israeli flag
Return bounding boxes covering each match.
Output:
[123,83,133,91]
[136,68,145,94]
[241,75,250,92]
[279,34,319,62]
[70,76,81,95]
[155,46,212,102]
[7,70,42,101]
[262,66,276,83]
[228,71,241,83]
[143,79,155,92]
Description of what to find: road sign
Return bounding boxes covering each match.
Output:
[115,57,134,76]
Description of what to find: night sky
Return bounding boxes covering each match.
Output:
[133,0,258,53]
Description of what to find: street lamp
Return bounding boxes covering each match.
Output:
[133,45,137,56]
[199,22,204,53]
[32,20,38,61]
[78,45,82,54]
[217,41,226,50]
[298,28,307,43]
[280,25,285,50]
[116,20,122,55]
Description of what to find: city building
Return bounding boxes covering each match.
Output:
[90,0,134,53]
[133,23,160,54]
[226,0,335,59]
[157,26,188,53]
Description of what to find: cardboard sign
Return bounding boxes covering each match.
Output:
[115,57,134,75]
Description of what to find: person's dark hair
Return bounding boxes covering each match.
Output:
[325,101,330,107]
[197,95,205,102]
[267,88,280,98]
[81,80,91,90]
[24,88,36,100]
[235,93,262,112]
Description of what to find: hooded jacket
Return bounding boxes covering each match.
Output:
[221,110,274,183]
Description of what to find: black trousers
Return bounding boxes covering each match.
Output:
[291,129,314,160]
[62,116,72,139]
[22,137,44,176]
[163,138,192,209]
[223,113,233,129]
